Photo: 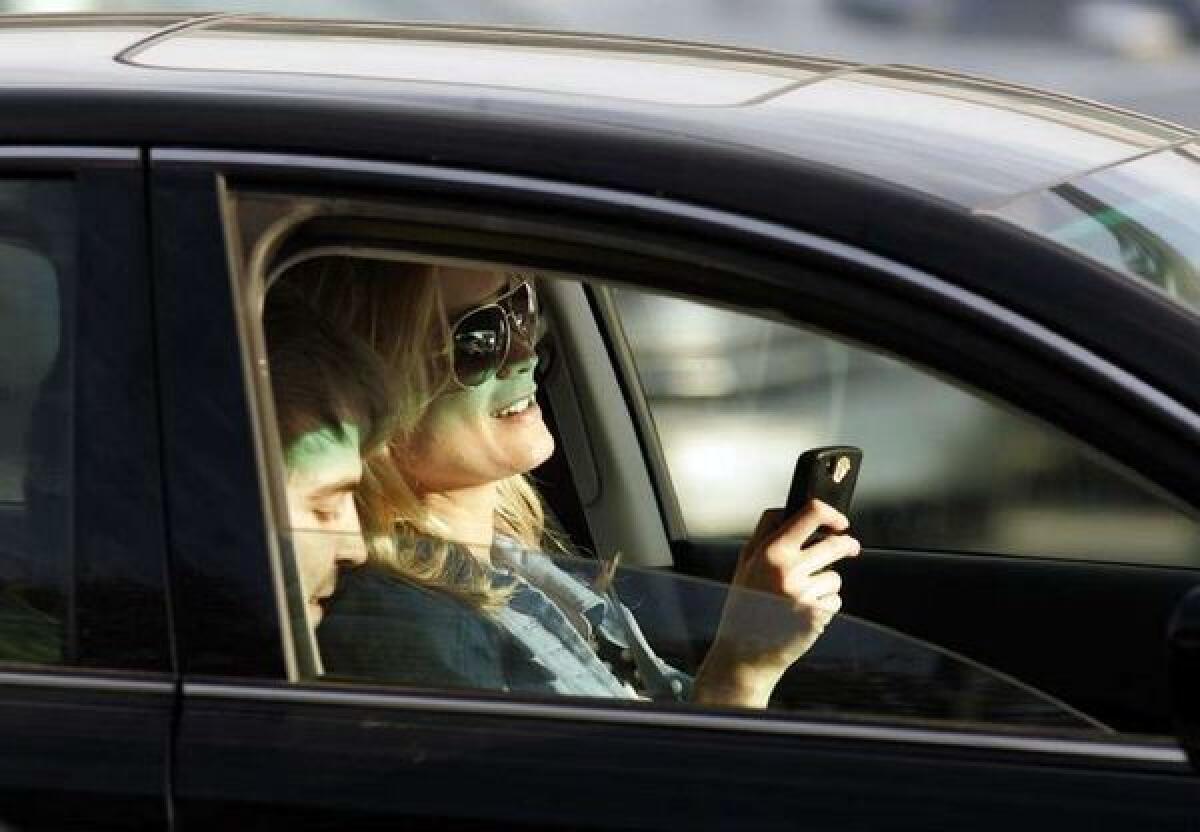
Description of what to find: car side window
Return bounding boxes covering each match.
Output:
[226,181,1200,744]
[0,181,73,666]
[233,207,1133,736]
[611,288,1200,567]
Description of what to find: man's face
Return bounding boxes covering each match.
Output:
[284,424,368,628]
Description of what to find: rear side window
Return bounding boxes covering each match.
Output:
[0,180,73,666]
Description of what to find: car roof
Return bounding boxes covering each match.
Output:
[1,13,1196,211]
[5,13,1199,424]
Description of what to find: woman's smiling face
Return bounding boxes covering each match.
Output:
[399,268,555,493]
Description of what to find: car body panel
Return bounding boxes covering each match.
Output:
[131,19,1187,206]
[131,24,841,108]
[0,674,172,830]
[174,682,1198,832]
[150,164,287,680]
[0,15,1188,210]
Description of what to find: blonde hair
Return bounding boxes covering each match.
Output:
[278,255,550,609]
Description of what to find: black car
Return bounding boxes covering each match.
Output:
[2,12,1200,830]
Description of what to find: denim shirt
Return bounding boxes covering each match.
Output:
[320,540,691,703]
[489,539,691,701]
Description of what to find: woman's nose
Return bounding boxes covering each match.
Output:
[497,338,538,379]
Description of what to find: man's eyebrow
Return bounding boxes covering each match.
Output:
[308,477,360,498]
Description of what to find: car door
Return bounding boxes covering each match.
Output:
[155,149,1200,830]
[0,151,172,830]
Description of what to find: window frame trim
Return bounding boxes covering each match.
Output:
[183,679,1190,769]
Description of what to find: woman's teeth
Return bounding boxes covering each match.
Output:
[496,396,534,417]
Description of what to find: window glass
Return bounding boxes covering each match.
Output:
[612,288,1200,566]
[315,538,1105,735]
[0,181,74,667]
[984,143,1200,315]
[243,241,1131,739]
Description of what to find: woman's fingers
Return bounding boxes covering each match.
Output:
[763,529,859,583]
[788,568,842,601]
[737,503,858,599]
[794,533,860,576]
[773,499,849,551]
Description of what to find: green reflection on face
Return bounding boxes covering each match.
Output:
[285,423,361,476]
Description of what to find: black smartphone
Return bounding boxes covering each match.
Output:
[784,445,863,542]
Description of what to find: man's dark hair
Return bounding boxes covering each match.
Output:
[264,285,392,462]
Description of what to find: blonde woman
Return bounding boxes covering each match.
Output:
[288,257,859,707]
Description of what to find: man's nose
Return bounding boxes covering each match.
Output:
[333,510,368,565]
[335,532,368,566]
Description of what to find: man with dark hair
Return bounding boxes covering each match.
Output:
[264,286,392,635]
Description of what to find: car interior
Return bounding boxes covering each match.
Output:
[0,184,73,667]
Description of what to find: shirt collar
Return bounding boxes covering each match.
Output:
[490,538,630,646]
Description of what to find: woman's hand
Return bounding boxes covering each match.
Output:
[693,499,860,708]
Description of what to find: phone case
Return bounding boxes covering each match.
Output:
[785,445,863,518]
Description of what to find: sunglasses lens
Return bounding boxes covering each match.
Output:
[505,282,538,342]
[452,305,508,387]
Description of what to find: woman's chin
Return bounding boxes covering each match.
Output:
[410,405,557,488]
[496,404,555,472]
[511,405,556,470]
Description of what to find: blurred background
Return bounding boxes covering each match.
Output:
[7,0,1198,564]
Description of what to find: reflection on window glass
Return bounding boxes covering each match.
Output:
[986,143,1200,313]
[0,181,74,667]
[613,288,1200,566]
[309,534,1104,735]
[317,538,694,702]
[254,252,1115,738]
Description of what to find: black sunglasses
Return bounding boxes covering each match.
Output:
[447,281,540,388]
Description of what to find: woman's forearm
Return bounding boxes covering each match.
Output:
[691,647,783,708]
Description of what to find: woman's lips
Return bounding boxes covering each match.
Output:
[495,401,541,423]
[492,391,537,418]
